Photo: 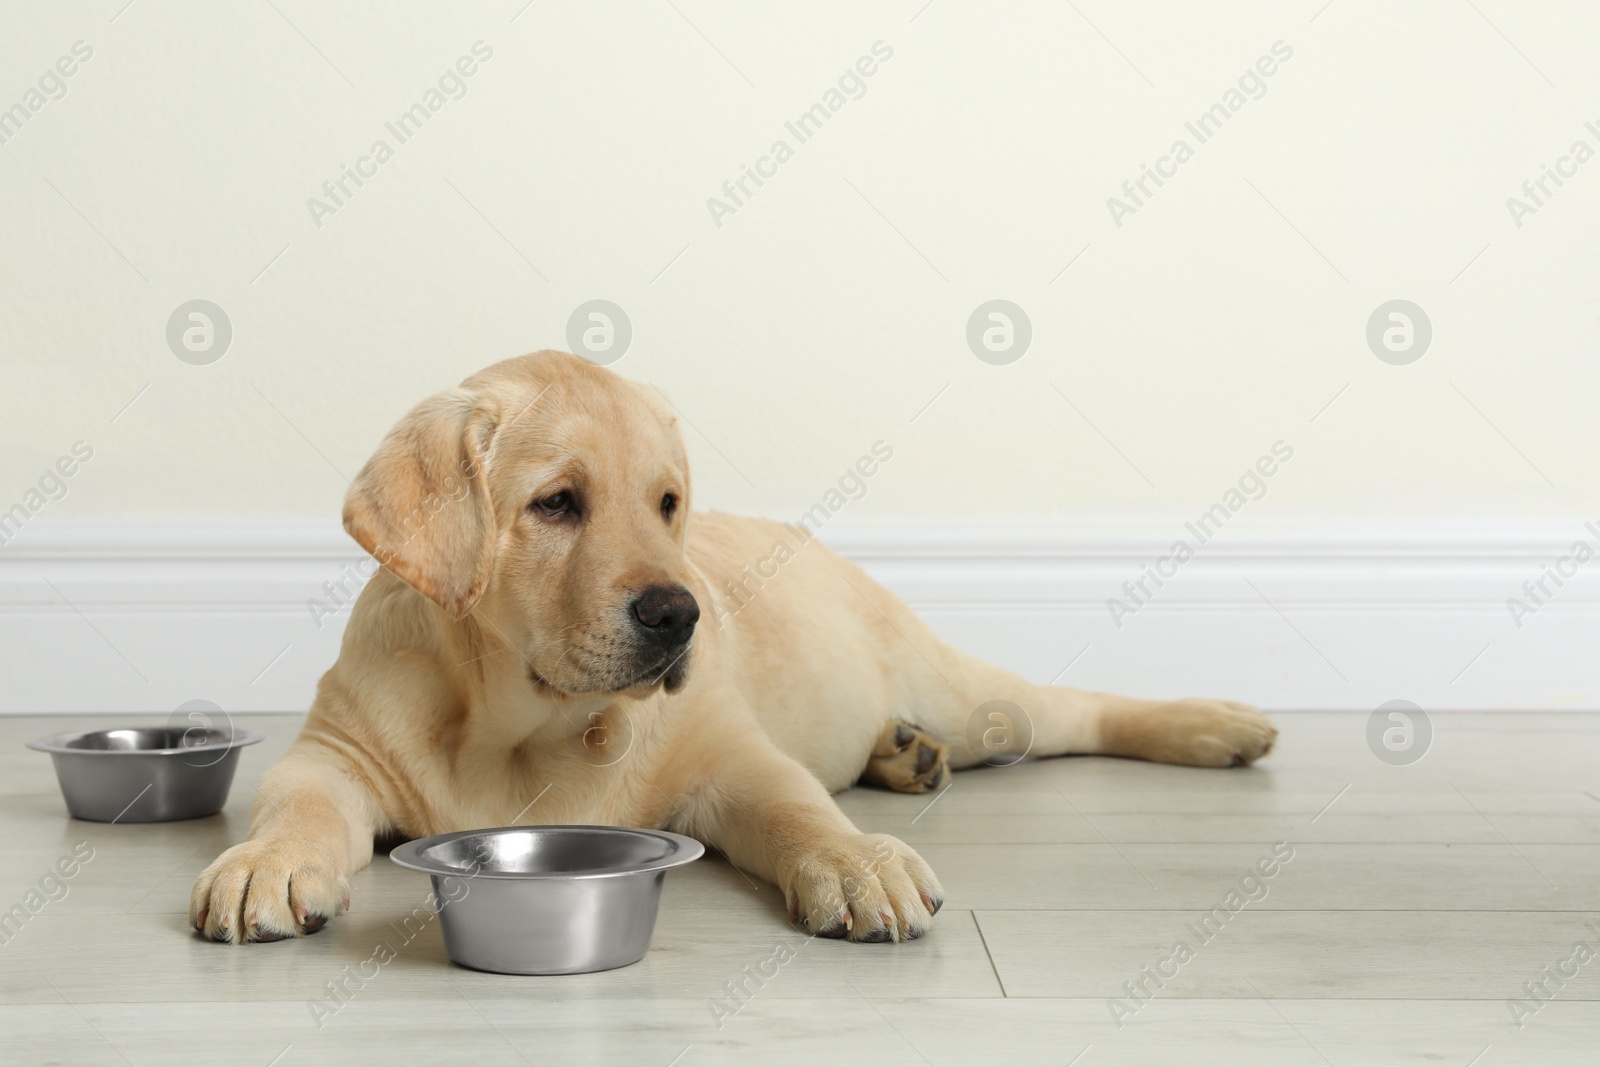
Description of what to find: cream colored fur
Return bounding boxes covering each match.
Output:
[190,351,1275,945]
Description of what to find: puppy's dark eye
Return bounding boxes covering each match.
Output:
[532,491,574,519]
[661,493,678,521]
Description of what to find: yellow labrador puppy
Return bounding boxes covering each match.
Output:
[191,351,1275,944]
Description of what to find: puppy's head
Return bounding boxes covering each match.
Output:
[343,350,698,695]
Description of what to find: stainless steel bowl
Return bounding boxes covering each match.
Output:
[27,726,263,823]
[390,824,704,975]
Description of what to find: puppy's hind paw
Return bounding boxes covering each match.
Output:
[860,720,949,794]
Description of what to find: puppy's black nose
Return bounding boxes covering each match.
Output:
[631,585,699,643]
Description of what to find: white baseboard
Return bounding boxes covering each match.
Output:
[2,519,1598,714]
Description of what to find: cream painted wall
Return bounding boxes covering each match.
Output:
[2,0,1597,529]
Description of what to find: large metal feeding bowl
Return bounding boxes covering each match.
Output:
[390,824,704,975]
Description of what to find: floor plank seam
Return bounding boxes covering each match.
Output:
[970,910,1008,998]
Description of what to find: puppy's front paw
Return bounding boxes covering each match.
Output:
[1131,698,1277,767]
[784,833,943,943]
[189,839,349,943]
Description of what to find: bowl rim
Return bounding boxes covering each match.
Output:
[389,824,706,881]
[25,727,265,756]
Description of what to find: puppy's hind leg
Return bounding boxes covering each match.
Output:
[908,643,1276,771]
[834,549,1275,775]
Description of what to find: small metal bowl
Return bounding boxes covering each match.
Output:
[390,824,704,975]
[27,726,263,823]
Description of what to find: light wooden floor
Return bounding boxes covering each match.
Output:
[4,711,1599,1066]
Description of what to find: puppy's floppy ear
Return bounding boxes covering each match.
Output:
[343,388,500,619]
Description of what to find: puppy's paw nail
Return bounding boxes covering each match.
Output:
[302,913,328,934]
[894,724,915,748]
[920,894,943,915]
